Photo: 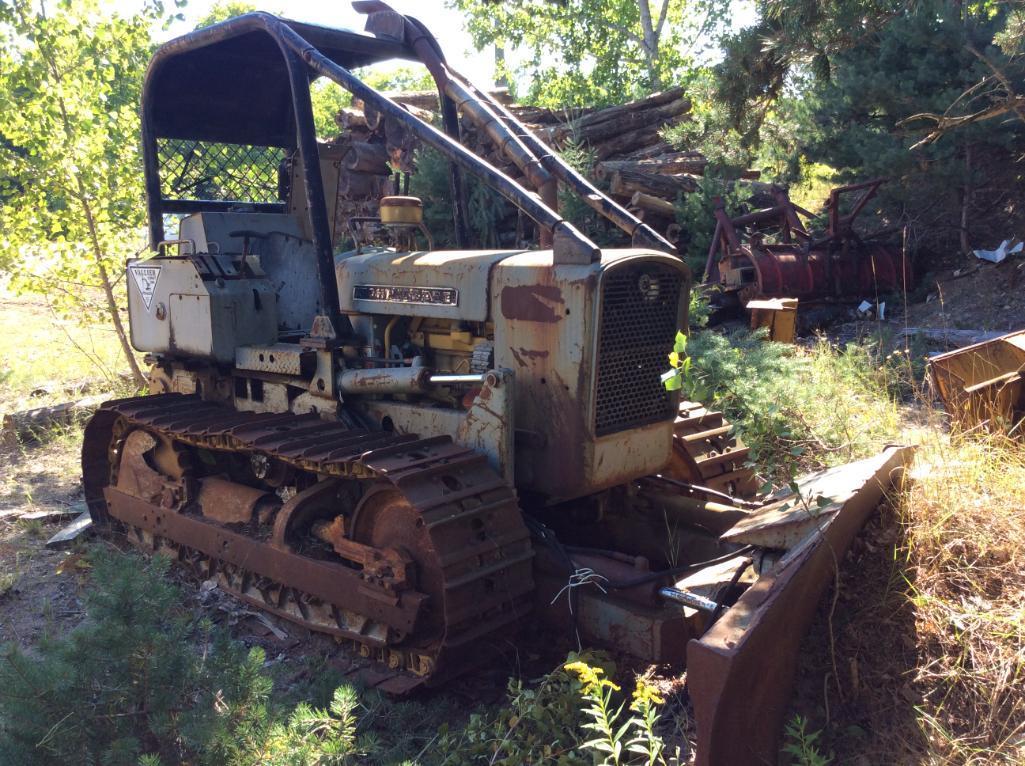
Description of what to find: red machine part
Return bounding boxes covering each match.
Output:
[707,180,911,301]
[726,242,906,299]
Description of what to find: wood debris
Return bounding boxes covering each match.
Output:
[334,86,767,248]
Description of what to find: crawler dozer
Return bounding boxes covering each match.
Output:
[81,4,912,763]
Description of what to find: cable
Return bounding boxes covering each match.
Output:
[550,568,609,652]
[640,475,763,509]
[526,516,755,590]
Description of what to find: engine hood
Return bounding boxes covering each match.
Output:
[335,247,528,321]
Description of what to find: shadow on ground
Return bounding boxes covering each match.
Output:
[787,504,927,764]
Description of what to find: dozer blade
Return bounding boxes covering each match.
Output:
[687,445,914,766]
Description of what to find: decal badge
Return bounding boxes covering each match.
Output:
[354,284,458,306]
[130,265,161,310]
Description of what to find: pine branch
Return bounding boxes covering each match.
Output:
[900,45,1025,148]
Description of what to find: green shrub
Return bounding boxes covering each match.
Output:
[782,715,833,766]
[409,146,508,249]
[679,328,903,481]
[434,657,592,765]
[564,661,666,766]
[0,550,276,766]
[673,176,752,276]
[431,652,673,766]
[2,549,667,765]
[253,686,372,765]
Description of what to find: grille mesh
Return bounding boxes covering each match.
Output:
[594,262,683,436]
[157,138,285,203]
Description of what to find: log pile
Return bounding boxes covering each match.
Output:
[322,103,429,246]
[332,86,765,247]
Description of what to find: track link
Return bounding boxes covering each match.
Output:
[666,401,759,498]
[82,393,534,692]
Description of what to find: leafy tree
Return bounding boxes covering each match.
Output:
[713,0,906,138]
[901,2,1025,146]
[451,0,729,106]
[0,0,182,385]
[194,0,261,29]
[719,0,1025,147]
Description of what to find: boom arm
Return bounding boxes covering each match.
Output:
[354,0,678,256]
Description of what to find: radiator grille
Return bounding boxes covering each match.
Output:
[594,262,683,436]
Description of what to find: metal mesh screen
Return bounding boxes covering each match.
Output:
[593,262,683,436]
[157,138,286,203]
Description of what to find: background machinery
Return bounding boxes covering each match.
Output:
[705,179,911,306]
[81,5,910,763]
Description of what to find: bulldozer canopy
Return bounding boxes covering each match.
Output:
[144,12,413,148]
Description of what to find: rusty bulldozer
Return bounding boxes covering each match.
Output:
[81,4,911,763]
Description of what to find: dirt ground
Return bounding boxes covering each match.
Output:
[0,435,89,648]
[787,505,927,765]
[905,254,1025,332]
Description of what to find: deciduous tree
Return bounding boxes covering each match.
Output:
[451,0,729,106]
[0,0,182,386]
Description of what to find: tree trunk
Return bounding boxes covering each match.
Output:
[68,171,146,388]
[630,190,677,217]
[82,193,147,389]
[960,143,972,254]
[592,128,666,160]
[495,46,509,88]
[548,89,689,144]
[636,0,665,90]
[596,152,708,178]
[610,169,699,198]
[45,49,147,389]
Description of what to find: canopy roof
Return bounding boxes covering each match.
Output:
[143,12,414,148]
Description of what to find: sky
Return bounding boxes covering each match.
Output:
[110,0,758,88]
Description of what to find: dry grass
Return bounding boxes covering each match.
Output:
[903,432,1025,763]
[0,292,137,411]
[768,338,1025,765]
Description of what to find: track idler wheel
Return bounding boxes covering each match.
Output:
[349,485,446,644]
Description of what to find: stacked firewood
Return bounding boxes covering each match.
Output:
[332,86,764,246]
[327,102,429,245]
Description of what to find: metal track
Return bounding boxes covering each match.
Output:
[667,401,759,498]
[82,393,534,693]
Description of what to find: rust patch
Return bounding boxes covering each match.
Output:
[198,476,279,524]
[500,285,564,323]
[517,347,549,360]
[509,347,549,368]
